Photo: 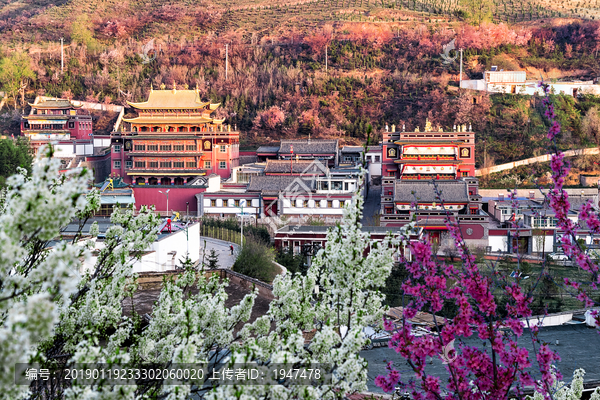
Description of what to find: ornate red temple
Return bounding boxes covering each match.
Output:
[111,84,239,185]
[379,121,488,248]
[21,98,93,156]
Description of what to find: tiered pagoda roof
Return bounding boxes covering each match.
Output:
[126,88,218,110]
[124,87,225,125]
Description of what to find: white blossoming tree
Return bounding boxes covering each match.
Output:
[0,148,415,400]
[526,369,600,400]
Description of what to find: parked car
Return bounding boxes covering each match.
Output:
[548,252,568,261]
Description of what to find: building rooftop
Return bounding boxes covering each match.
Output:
[99,188,135,205]
[28,98,82,109]
[256,146,281,154]
[362,318,600,394]
[279,139,338,154]
[394,180,469,203]
[340,145,364,153]
[247,175,316,193]
[276,225,419,234]
[264,159,327,175]
[122,116,218,124]
[127,88,219,110]
[366,145,382,152]
[239,155,258,165]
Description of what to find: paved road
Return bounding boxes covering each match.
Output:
[362,185,382,226]
[199,236,240,269]
[476,146,600,176]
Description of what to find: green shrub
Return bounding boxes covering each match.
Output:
[276,246,306,275]
[233,235,277,283]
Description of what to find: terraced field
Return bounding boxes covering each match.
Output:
[0,0,597,43]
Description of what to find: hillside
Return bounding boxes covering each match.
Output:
[1,0,600,183]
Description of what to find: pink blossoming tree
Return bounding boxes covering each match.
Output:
[376,83,600,399]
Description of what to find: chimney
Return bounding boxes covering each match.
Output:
[498,193,504,201]
[529,191,535,199]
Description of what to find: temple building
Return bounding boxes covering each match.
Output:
[21,97,93,156]
[111,84,239,186]
[256,139,339,167]
[381,120,475,180]
[379,121,488,248]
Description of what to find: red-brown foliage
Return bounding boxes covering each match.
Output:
[457,23,532,50]
[303,24,333,53]
[338,23,393,49]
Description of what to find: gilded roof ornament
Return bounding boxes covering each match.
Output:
[160,83,166,90]
[424,119,433,132]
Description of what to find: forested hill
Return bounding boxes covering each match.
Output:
[1,0,600,174]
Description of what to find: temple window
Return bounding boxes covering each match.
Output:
[147,144,158,151]
[135,161,145,168]
[186,161,196,168]
[204,161,211,169]
[173,162,184,168]
[173,144,184,151]
[160,161,172,168]
[186,144,197,151]
[134,144,145,151]
[160,144,172,151]
[219,161,227,169]
[149,161,158,168]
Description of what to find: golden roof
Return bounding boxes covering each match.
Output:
[122,116,215,124]
[127,89,219,110]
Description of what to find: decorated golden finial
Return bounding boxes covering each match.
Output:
[195,82,199,91]
[462,124,466,132]
[172,81,177,93]
[414,126,420,132]
[150,83,153,92]
[424,119,433,132]
[184,83,189,89]
[438,125,443,132]
[160,83,166,90]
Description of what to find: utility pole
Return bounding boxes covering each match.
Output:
[483,139,487,169]
[60,38,64,74]
[325,45,328,72]
[225,44,228,81]
[459,48,463,88]
[238,199,246,247]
